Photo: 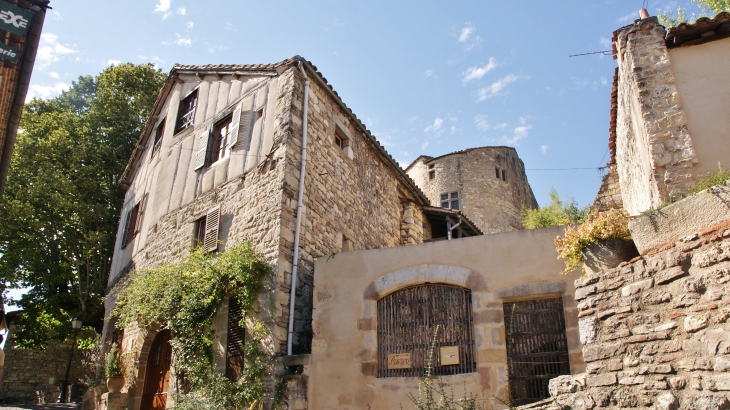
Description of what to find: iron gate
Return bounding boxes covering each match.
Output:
[503,297,571,406]
[377,284,475,378]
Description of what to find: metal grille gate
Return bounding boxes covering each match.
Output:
[377,284,475,378]
[503,297,571,406]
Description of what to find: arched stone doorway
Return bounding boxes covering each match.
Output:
[140,329,171,410]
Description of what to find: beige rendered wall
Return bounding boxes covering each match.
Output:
[668,38,730,177]
[309,226,584,410]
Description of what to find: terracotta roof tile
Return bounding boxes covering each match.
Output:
[665,12,730,48]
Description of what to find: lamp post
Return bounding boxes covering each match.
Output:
[58,317,82,403]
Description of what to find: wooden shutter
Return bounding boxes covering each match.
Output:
[226,104,242,148]
[193,130,210,170]
[134,196,146,236]
[121,209,133,247]
[203,206,220,252]
[233,110,255,149]
[226,296,245,381]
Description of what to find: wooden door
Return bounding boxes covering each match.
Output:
[141,329,171,410]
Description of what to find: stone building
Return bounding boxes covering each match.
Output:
[598,12,730,215]
[102,56,490,409]
[406,147,538,234]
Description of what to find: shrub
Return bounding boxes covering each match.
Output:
[689,163,730,195]
[554,209,632,274]
[105,344,123,378]
[521,189,588,229]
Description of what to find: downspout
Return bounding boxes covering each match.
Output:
[447,215,463,240]
[287,61,309,356]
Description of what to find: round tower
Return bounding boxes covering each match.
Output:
[405,146,538,234]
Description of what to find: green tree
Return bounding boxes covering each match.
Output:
[658,0,730,27]
[520,189,589,229]
[0,63,166,348]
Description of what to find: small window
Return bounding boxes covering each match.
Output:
[441,191,459,210]
[495,168,507,182]
[226,296,245,381]
[495,167,500,179]
[122,201,141,248]
[502,170,507,182]
[429,171,436,180]
[194,215,207,248]
[152,118,166,157]
[210,115,233,165]
[175,90,198,133]
[334,132,344,149]
[377,284,474,377]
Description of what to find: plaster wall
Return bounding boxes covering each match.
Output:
[309,226,584,410]
[668,38,730,177]
[406,147,537,234]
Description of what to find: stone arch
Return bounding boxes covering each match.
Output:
[363,264,486,301]
[126,323,161,410]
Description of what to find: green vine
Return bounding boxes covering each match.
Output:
[111,242,272,409]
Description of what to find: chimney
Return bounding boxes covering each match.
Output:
[639,8,650,19]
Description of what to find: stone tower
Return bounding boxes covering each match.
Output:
[405,146,538,234]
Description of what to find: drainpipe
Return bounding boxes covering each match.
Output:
[287,61,309,356]
[447,216,463,240]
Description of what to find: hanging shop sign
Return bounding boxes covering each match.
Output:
[387,353,411,370]
[0,1,33,37]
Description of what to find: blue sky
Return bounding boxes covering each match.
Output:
[28,0,700,207]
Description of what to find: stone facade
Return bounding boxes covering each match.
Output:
[613,17,699,215]
[524,217,730,409]
[0,321,85,404]
[309,226,585,410]
[406,147,538,234]
[103,57,432,409]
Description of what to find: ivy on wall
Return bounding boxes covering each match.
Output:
[112,242,272,409]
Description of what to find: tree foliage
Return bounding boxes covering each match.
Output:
[0,63,166,348]
[658,0,730,27]
[520,189,589,230]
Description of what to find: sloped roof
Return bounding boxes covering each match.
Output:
[119,56,429,205]
[404,146,519,172]
[665,11,730,48]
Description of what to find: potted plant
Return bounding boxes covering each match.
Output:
[555,208,638,275]
[105,344,125,394]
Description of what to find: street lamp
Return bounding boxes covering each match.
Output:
[58,317,83,403]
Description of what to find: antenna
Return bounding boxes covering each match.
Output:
[568,51,612,58]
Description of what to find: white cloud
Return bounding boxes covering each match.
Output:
[107,60,121,66]
[599,37,612,49]
[224,22,237,32]
[476,74,520,101]
[571,77,589,89]
[36,33,76,70]
[50,10,62,20]
[26,82,69,102]
[493,123,507,130]
[462,58,498,83]
[424,118,443,134]
[49,72,59,79]
[176,36,192,46]
[425,69,435,78]
[541,144,549,154]
[186,21,194,29]
[457,22,482,51]
[177,7,186,15]
[450,126,459,135]
[422,141,429,151]
[154,0,172,19]
[474,114,490,131]
[616,11,636,23]
[500,118,532,146]
[407,115,419,125]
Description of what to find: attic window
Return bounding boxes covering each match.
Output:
[334,132,344,149]
[429,171,436,180]
[210,115,233,165]
[175,90,198,134]
[496,168,507,182]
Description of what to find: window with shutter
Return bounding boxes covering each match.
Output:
[122,202,141,248]
[226,296,245,381]
[203,206,220,252]
[210,116,233,165]
[226,104,242,149]
[152,118,166,157]
[175,90,198,134]
[193,129,210,171]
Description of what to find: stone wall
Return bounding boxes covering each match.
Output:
[0,325,86,404]
[592,163,624,212]
[406,147,537,234]
[614,17,698,215]
[528,220,730,409]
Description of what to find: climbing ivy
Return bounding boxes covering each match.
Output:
[112,242,272,409]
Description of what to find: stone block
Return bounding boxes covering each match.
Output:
[587,373,617,387]
[621,278,653,297]
[579,316,597,345]
[715,357,730,372]
[682,395,730,410]
[655,266,686,285]
[684,314,709,333]
[677,357,712,371]
[655,392,678,410]
[705,375,730,391]
[583,342,624,362]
